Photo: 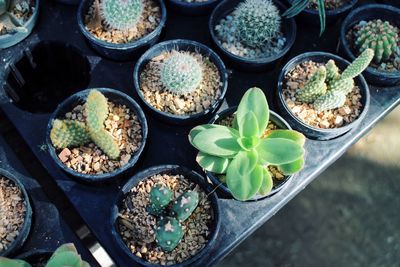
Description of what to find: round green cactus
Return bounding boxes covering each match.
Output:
[155,217,184,252]
[147,184,173,216]
[160,53,203,94]
[171,190,199,222]
[101,0,143,31]
[296,66,327,103]
[50,119,91,149]
[235,0,281,47]
[354,19,399,64]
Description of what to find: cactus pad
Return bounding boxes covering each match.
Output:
[101,0,143,31]
[171,190,199,221]
[50,119,90,149]
[86,89,109,133]
[235,0,281,47]
[155,217,184,252]
[90,128,120,159]
[354,19,399,64]
[296,66,327,103]
[313,90,347,112]
[325,59,340,83]
[160,52,203,94]
[341,48,374,79]
[148,184,173,216]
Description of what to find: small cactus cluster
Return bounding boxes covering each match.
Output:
[50,90,120,160]
[147,184,199,251]
[295,49,374,112]
[160,52,203,95]
[354,19,399,64]
[0,243,90,267]
[100,0,143,31]
[234,0,281,48]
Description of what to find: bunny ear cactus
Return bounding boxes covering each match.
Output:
[147,184,173,216]
[354,19,399,64]
[160,52,203,94]
[50,119,91,149]
[235,0,281,47]
[189,87,306,201]
[296,66,327,103]
[325,59,340,83]
[171,191,199,221]
[0,244,90,267]
[155,217,184,252]
[101,0,143,31]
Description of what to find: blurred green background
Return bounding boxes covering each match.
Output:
[218,106,400,267]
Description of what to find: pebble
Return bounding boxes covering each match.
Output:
[59,148,71,163]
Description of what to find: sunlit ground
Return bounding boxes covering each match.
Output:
[218,106,400,267]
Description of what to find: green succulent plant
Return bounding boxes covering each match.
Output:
[0,243,90,267]
[0,0,30,34]
[171,190,199,221]
[354,19,399,64]
[147,184,173,216]
[155,217,184,252]
[100,0,143,31]
[50,89,121,160]
[160,52,203,94]
[283,0,326,35]
[189,87,306,201]
[235,0,281,47]
[295,49,374,112]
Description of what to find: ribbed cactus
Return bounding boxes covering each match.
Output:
[147,184,173,216]
[155,217,184,252]
[235,0,281,48]
[325,60,340,83]
[160,53,203,94]
[171,190,199,222]
[295,49,374,112]
[100,0,143,31]
[0,243,90,267]
[354,19,399,64]
[296,66,327,103]
[50,119,91,149]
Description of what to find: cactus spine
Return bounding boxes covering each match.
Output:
[235,0,281,48]
[155,217,184,252]
[354,19,399,64]
[160,52,203,94]
[171,191,199,221]
[101,0,143,31]
[295,49,374,112]
[50,119,91,149]
[296,66,327,103]
[148,184,173,216]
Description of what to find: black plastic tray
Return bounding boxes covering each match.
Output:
[0,0,399,266]
[0,136,99,265]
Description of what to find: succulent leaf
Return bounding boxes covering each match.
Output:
[147,184,173,216]
[155,217,184,252]
[257,138,304,165]
[171,191,199,221]
[258,168,273,195]
[0,257,31,267]
[196,152,231,174]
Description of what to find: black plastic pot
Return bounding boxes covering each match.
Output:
[375,0,400,8]
[46,88,148,183]
[0,0,39,49]
[55,0,81,5]
[77,0,167,61]
[287,0,357,27]
[111,165,221,267]
[133,39,228,125]
[0,169,33,257]
[16,250,52,265]
[277,52,370,141]
[339,4,400,87]
[209,0,296,72]
[167,0,221,16]
[205,106,295,200]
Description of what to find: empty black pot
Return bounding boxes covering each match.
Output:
[339,4,400,87]
[46,88,148,183]
[110,165,221,267]
[0,169,33,257]
[276,52,370,141]
[133,39,228,125]
[77,0,167,61]
[166,0,221,16]
[209,0,296,72]
[205,106,296,200]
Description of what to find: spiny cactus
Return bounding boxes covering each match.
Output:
[328,78,354,95]
[325,60,340,83]
[171,190,199,222]
[50,119,91,149]
[100,0,143,31]
[86,90,109,133]
[160,52,203,94]
[313,90,346,112]
[147,184,173,216]
[0,243,90,267]
[354,19,399,64]
[296,66,327,103]
[90,128,120,159]
[235,0,281,48]
[341,48,375,79]
[155,217,184,252]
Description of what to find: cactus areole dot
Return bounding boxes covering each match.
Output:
[101,0,143,31]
